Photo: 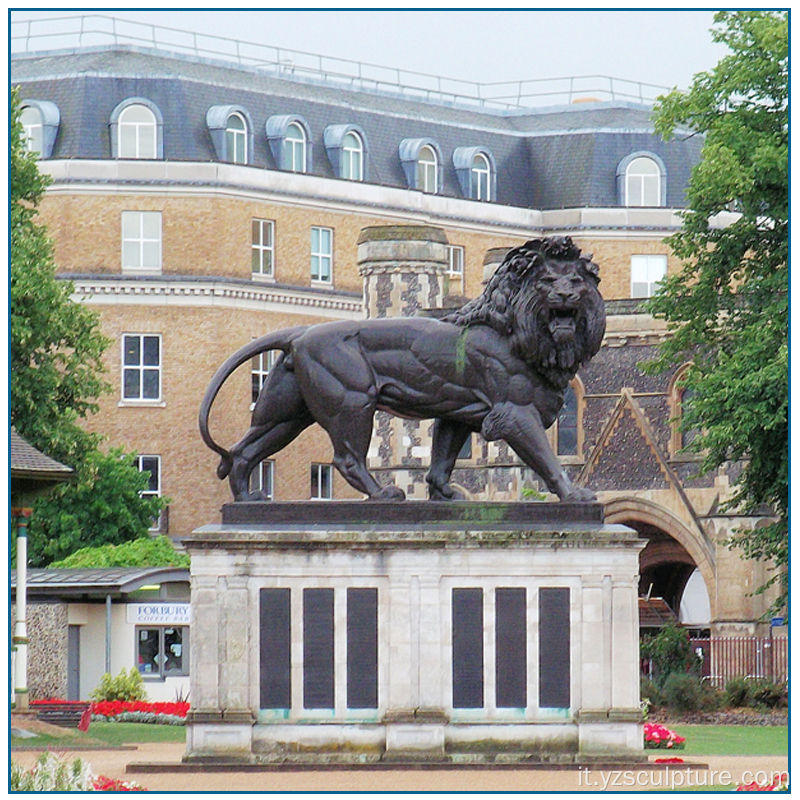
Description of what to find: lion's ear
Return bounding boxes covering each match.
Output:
[581,256,601,282]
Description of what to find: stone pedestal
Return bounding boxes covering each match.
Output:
[183,502,644,764]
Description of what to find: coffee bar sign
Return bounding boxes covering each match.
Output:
[127,603,191,625]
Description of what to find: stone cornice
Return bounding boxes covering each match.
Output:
[63,274,364,319]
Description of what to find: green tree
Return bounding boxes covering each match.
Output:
[10,87,166,565]
[49,535,190,569]
[649,12,788,611]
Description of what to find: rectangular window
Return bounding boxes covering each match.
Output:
[311,463,333,500]
[346,588,379,709]
[249,459,274,500]
[631,254,667,298]
[122,211,162,273]
[252,219,275,278]
[251,349,274,405]
[260,589,291,709]
[538,588,570,709]
[311,227,333,283]
[452,588,484,708]
[122,334,161,401]
[303,588,335,709]
[495,588,527,708]
[447,245,464,277]
[136,626,188,678]
[135,455,162,531]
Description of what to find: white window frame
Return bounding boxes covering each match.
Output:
[122,211,162,274]
[20,105,43,154]
[471,153,491,201]
[135,454,162,531]
[285,122,307,173]
[625,156,661,207]
[252,219,275,279]
[122,334,162,403]
[136,625,189,679]
[311,227,333,284]
[118,103,158,160]
[249,459,275,500]
[226,112,247,164]
[341,131,364,181]
[311,463,333,500]
[417,145,438,194]
[631,254,667,298]
[251,349,275,406]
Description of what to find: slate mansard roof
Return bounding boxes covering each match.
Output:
[11,46,703,210]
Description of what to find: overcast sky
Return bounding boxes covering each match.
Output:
[11,9,727,96]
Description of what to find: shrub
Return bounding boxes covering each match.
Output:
[640,677,663,711]
[725,676,753,708]
[640,623,696,687]
[698,682,724,712]
[90,667,146,702]
[750,679,786,709]
[662,672,702,712]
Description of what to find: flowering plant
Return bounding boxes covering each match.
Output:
[11,753,146,791]
[735,773,789,792]
[92,700,189,725]
[643,721,686,749]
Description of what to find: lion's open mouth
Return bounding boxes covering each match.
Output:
[548,308,577,341]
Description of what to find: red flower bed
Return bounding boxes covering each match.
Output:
[93,775,146,791]
[736,773,789,792]
[91,700,189,719]
[644,721,686,749]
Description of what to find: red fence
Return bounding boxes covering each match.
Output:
[691,636,788,688]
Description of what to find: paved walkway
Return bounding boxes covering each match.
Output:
[11,743,789,793]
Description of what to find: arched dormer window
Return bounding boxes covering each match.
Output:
[617,152,666,207]
[20,100,60,158]
[453,146,496,201]
[266,115,312,173]
[324,124,367,181]
[110,99,163,160]
[556,380,584,459]
[206,105,254,164]
[399,138,444,194]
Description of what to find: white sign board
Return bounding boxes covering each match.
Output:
[126,603,191,625]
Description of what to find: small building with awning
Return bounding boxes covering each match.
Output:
[11,567,190,702]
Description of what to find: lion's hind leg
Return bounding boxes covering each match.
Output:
[227,354,312,501]
[427,419,472,501]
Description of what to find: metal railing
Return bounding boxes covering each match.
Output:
[10,13,671,111]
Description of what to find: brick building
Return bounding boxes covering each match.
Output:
[11,18,781,636]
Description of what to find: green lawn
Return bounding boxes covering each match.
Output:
[11,721,186,749]
[669,725,787,756]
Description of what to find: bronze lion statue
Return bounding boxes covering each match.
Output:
[199,236,605,502]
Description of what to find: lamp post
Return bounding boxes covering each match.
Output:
[12,507,32,711]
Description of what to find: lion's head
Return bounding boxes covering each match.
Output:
[444,237,605,388]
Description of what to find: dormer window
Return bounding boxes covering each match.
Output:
[618,152,666,207]
[453,147,496,201]
[267,115,312,173]
[207,105,254,165]
[399,138,444,194]
[418,146,438,193]
[20,100,60,159]
[324,124,367,181]
[111,99,163,160]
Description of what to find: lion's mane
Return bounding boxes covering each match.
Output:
[443,237,605,388]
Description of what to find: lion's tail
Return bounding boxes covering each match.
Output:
[199,326,310,478]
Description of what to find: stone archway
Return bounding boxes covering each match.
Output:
[604,497,716,621]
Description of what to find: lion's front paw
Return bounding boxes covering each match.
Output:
[370,485,406,501]
[562,487,597,503]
